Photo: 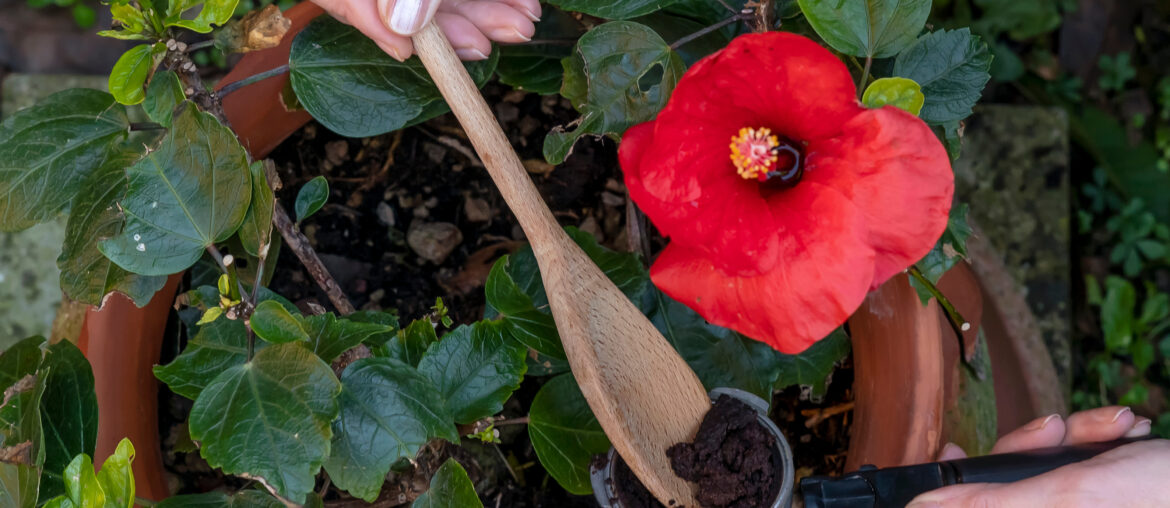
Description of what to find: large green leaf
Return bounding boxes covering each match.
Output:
[773,328,851,401]
[301,314,394,363]
[0,360,47,508]
[154,314,256,400]
[188,343,340,504]
[0,336,45,389]
[295,176,328,223]
[99,103,252,276]
[57,150,167,307]
[95,438,136,508]
[251,300,310,344]
[109,43,162,105]
[527,374,610,495]
[0,88,129,232]
[797,0,931,58]
[543,0,679,19]
[416,322,526,424]
[238,161,274,257]
[379,319,438,367]
[412,459,482,508]
[892,29,992,125]
[288,17,498,138]
[544,21,684,164]
[324,358,459,502]
[346,310,401,350]
[634,11,730,67]
[38,341,98,502]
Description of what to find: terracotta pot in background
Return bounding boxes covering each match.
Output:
[79,3,322,502]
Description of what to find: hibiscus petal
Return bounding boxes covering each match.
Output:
[804,107,953,288]
[650,183,875,353]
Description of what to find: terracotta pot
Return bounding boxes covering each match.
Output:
[79,3,322,502]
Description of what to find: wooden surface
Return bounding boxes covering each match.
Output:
[412,22,710,506]
[846,274,945,470]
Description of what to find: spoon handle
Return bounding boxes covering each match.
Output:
[411,21,710,506]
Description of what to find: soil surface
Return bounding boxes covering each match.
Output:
[609,396,781,508]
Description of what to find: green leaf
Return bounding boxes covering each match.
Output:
[108,3,147,34]
[196,306,223,326]
[862,77,925,116]
[188,343,341,504]
[634,11,730,67]
[165,0,240,33]
[239,162,274,257]
[157,490,286,507]
[545,21,684,164]
[62,454,104,507]
[0,89,129,232]
[543,0,680,19]
[109,43,164,105]
[288,17,498,138]
[95,439,135,508]
[527,374,611,495]
[1102,276,1136,351]
[0,337,45,389]
[416,322,526,424]
[773,328,851,401]
[72,5,96,28]
[301,314,394,363]
[57,150,168,307]
[324,358,459,502]
[346,311,400,350]
[892,29,992,125]
[484,258,565,365]
[154,314,256,400]
[797,0,931,58]
[0,364,47,508]
[144,70,186,128]
[251,300,309,344]
[495,7,583,94]
[377,318,437,368]
[971,0,1060,41]
[99,103,252,276]
[38,341,98,502]
[295,176,328,223]
[910,203,972,304]
[412,459,482,508]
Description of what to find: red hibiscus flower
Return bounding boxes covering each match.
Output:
[619,32,953,354]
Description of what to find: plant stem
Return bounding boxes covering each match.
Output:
[907,265,970,337]
[670,13,749,50]
[186,39,215,52]
[714,0,739,13]
[857,55,873,99]
[272,204,356,314]
[218,64,290,98]
[494,416,530,426]
[129,122,166,131]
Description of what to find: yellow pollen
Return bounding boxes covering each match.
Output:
[730,127,780,181]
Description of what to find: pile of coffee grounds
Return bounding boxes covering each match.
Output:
[609,395,780,507]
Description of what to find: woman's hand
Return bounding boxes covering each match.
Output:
[908,406,1168,507]
[309,0,540,61]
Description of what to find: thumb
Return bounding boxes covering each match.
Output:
[379,0,442,36]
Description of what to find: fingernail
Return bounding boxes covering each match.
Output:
[938,442,965,460]
[1112,407,1133,423]
[388,47,405,62]
[389,0,431,34]
[1125,417,1152,438]
[1028,413,1061,431]
[511,28,532,42]
[455,47,489,61]
[523,7,541,21]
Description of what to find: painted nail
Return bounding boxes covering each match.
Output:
[1124,417,1152,438]
[1028,413,1061,431]
[389,0,432,35]
[455,47,489,61]
[1112,407,1133,423]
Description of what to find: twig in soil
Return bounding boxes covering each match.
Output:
[271,204,356,315]
[801,401,855,428]
[418,127,483,167]
[218,64,291,98]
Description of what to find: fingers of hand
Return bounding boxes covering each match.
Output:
[440,0,536,42]
[990,413,1066,454]
[1062,406,1137,445]
[380,0,442,35]
[434,12,491,60]
[313,0,413,60]
[936,442,968,461]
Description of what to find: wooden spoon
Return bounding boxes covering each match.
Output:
[412,21,710,506]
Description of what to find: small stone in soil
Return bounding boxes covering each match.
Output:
[464,195,493,223]
[407,222,463,264]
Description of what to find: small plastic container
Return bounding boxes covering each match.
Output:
[590,387,794,508]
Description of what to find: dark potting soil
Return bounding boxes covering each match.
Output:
[610,395,781,508]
